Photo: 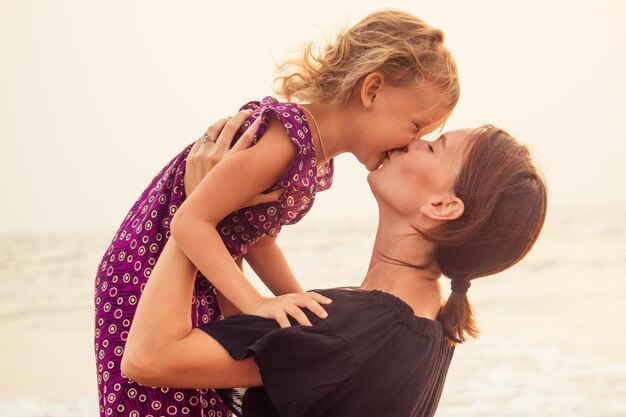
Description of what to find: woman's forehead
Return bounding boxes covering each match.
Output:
[442,128,473,138]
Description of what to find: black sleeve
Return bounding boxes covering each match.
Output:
[200,315,357,417]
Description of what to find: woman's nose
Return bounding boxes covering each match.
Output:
[408,137,423,150]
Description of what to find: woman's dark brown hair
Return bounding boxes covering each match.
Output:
[425,125,548,343]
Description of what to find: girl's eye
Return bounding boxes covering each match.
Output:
[413,124,421,135]
[427,143,434,153]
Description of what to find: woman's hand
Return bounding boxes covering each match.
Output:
[184,110,284,206]
[252,292,333,328]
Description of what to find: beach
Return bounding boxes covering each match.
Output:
[1,205,625,417]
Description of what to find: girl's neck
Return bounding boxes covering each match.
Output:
[300,103,352,164]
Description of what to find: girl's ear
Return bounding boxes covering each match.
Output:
[360,72,384,109]
[420,196,465,221]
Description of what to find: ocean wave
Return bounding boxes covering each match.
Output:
[0,396,96,417]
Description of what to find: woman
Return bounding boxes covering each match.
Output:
[122,119,547,417]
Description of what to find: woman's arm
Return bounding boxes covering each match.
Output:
[122,238,262,388]
[172,113,331,327]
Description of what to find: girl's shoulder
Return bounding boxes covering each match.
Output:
[239,96,333,190]
[241,96,304,120]
[243,96,311,146]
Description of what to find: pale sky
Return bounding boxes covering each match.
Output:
[1,0,624,234]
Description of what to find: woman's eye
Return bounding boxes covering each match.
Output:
[413,124,421,135]
[427,143,434,153]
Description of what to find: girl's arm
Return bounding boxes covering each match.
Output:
[244,235,305,295]
[173,112,331,327]
[122,237,263,388]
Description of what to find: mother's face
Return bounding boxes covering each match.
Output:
[367,128,472,217]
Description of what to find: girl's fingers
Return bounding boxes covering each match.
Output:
[215,110,253,152]
[230,115,262,153]
[305,291,333,305]
[285,306,313,327]
[275,311,291,329]
[298,298,329,320]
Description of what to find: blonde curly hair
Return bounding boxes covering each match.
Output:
[274,9,459,113]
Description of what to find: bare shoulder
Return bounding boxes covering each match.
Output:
[173,114,300,225]
[252,114,298,163]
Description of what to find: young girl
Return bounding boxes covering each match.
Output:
[94,9,459,417]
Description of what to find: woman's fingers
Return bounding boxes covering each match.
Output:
[198,117,230,149]
[230,115,262,153]
[189,116,230,160]
[240,189,285,209]
[215,109,253,152]
[206,117,230,140]
[185,110,258,197]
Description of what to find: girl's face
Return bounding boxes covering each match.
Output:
[367,128,472,217]
[353,81,452,172]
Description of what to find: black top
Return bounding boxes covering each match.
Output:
[199,287,454,417]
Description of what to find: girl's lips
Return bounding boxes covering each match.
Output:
[376,147,407,170]
[374,152,390,170]
[388,147,408,159]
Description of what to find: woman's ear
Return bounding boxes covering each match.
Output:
[359,72,384,109]
[420,196,465,221]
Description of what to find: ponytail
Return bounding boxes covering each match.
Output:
[437,278,479,344]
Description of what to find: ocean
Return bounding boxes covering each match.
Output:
[1,205,624,417]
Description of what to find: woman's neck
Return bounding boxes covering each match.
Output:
[361,212,443,319]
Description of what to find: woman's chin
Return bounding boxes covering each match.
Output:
[366,170,377,184]
[366,172,383,197]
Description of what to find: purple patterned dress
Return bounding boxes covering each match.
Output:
[94,97,334,417]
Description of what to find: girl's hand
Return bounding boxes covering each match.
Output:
[252,292,333,328]
[184,110,284,207]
